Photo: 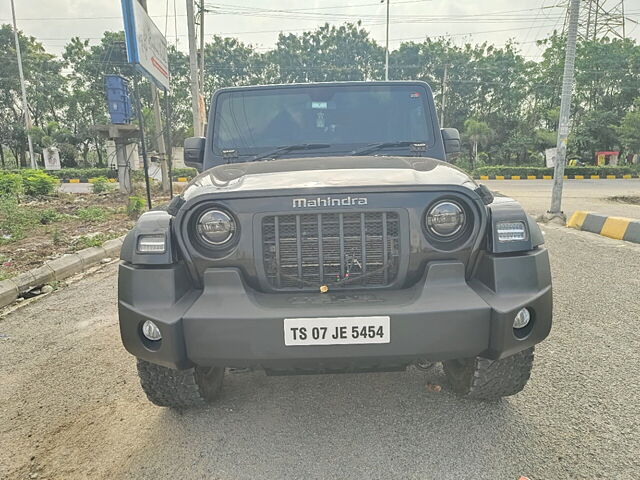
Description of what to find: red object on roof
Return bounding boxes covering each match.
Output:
[596,151,619,155]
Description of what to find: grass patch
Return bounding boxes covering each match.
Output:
[0,198,36,243]
[74,232,120,250]
[77,206,109,222]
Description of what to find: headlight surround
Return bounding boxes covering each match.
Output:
[425,201,466,238]
[196,208,236,246]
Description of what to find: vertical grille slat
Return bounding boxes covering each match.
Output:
[274,216,281,288]
[360,213,367,286]
[339,213,345,280]
[262,211,400,291]
[295,215,303,286]
[382,212,388,285]
[317,213,324,283]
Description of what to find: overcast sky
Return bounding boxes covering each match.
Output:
[1,0,639,61]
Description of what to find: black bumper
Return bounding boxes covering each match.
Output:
[118,248,552,370]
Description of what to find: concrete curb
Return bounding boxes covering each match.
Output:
[0,236,125,309]
[567,211,640,244]
[477,174,640,180]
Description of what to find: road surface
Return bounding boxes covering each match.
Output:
[1,193,639,479]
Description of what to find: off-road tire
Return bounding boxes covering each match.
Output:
[136,359,224,409]
[443,347,534,400]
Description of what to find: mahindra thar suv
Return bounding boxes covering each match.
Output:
[118,81,552,408]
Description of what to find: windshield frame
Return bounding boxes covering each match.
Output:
[207,81,439,163]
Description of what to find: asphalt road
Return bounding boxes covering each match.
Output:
[484,179,640,219]
[2,197,640,479]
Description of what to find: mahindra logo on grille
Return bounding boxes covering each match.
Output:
[292,196,368,208]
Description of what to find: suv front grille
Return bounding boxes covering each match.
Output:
[262,212,401,291]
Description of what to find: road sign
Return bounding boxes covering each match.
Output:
[121,0,170,90]
[43,147,61,170]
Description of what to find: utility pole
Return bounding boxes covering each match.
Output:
[186,0,203,136]
[440,64,448,128]
[199,0,205,97]
[548,0,580,219]
[384,0,390,81]
[10,0,36,169]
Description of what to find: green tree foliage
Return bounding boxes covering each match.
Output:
[1,22,639,168]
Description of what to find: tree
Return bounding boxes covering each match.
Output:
[464,119,493,168]
[617,99,640,155]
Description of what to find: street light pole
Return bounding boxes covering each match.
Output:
[384,0,390,81]
[10,0,36,169]
[548,0,580,219]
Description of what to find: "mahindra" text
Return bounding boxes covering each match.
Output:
[292,196,369,208]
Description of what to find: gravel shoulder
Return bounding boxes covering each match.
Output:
[1,227,639,480]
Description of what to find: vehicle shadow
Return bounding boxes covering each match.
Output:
[115,366,550,480]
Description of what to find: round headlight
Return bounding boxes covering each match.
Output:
[196,209,236,246]
[426,201,465,237]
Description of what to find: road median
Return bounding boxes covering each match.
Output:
[567,211,640,243]
[0,236,124,309]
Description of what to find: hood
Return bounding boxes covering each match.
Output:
[181,156,477,201]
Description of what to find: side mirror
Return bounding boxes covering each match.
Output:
[441,128,461,158]
[184,137,206,172]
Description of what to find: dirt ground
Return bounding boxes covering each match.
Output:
[1,225,639,480]
[0,193,136,279]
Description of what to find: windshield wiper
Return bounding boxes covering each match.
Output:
[350,141,425,156]
[250,143,331,162]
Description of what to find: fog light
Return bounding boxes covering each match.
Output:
[513,308,531,329]
[142,320,162,341]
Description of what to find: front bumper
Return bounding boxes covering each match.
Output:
[118,248,552,370]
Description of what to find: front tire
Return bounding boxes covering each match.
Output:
[136,359,224,409]
[443,347,534,400]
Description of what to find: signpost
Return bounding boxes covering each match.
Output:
[121,0,170,90]
[121,0,172,200]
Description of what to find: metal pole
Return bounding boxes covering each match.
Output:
[10,0,36,169]
[440,64,448,128]
[133,76,153,210]
[548,0,580,217]
[186,0,203,136]
[384,0,390,81]
[164,92,174,199]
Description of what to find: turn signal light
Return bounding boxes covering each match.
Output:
[137,234,166,253]
[496,221,527,242]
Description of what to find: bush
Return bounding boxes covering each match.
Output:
[39,209,61,224]
[171,167,198,180]
[473,165,640,178]
[0,172,24,198]
[127,196,146,218]
[48,168,118,181]
[89,176,112,194]
[77,206,108,222]
[21,170,58,196]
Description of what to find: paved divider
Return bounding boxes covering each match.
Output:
[567,211,640,244]
[478,174,639,180]
[0,237,124,308]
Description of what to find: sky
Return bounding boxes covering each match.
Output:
[1,0,639,61]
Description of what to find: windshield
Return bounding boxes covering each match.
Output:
[212,84,434,155]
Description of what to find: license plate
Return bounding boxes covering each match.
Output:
[283,316,390,346]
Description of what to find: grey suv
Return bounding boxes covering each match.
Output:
[118,81,552,408]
